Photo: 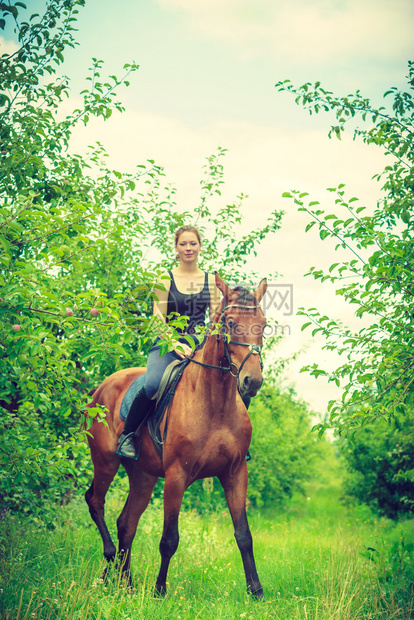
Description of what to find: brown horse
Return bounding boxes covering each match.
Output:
[85,273,267,597]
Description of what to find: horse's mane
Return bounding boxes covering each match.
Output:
[233,285,256,306]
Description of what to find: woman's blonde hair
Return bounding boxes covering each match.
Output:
[174,225,202,246]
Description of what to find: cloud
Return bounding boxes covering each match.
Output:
[69,103,385,222]
[156,0,414,65]
[0,36,19,56]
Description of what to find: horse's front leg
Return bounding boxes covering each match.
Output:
[219,463,263,598]
[155,466,186,596]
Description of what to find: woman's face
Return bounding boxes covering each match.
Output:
[175,231,201,264]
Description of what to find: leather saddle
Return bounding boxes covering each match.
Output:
[120,359,190,459]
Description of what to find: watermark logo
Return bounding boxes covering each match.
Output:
[262,284,293,317]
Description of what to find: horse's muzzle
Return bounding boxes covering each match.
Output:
[239,374,263,398]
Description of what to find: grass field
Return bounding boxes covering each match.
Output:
[1,458,413,620]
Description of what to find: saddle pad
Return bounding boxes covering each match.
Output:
[119,362,189,459]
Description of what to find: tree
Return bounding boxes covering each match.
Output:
[0,0,143,521]
[0,1,283,522]
[276,62,414,438]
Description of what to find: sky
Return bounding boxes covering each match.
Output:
[2,0,414,415]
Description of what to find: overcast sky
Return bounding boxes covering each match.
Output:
[3,0,414,414]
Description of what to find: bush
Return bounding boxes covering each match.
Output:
[339,415,414,519]
[246,383,322,508]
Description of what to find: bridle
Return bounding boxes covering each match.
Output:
[188,302,264,378]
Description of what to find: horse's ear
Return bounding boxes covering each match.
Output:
[215,272,232,300]
[253,278,267,303]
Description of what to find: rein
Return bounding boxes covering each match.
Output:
[187,302,264,378]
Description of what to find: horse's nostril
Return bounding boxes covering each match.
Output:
[242,375,263,397]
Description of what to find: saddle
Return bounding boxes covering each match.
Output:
[119,359,190,459]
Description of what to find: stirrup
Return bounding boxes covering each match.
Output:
[116,432,139,461]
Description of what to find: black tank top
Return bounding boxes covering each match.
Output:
[166,271,211,334]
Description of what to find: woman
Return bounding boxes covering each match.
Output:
[116,225,221,460]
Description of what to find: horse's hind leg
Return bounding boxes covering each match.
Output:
[219,464,263,598]
[85,454,120,568]
[116,464,158,586]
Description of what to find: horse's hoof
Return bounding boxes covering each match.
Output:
[250,586,264,600]
[154,583,167,598]
[103,544,117,563]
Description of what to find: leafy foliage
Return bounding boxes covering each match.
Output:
[339,415,414,519]
[276,63,414,436]
[247,381,321,508]
[0,1,283,522]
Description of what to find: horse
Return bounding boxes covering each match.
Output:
[85,273,267,598]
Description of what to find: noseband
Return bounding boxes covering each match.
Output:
[188,302,264,378]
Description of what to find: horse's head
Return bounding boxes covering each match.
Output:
[215,273,267,399]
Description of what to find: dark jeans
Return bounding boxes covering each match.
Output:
[143,336,199,399]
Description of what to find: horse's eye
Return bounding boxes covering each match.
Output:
[227,319,235,330]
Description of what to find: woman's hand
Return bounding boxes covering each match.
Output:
[173,342,193,358]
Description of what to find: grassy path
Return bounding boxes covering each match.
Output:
[1,475,413,619]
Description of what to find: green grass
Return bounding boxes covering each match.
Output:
[1,467,413,619]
